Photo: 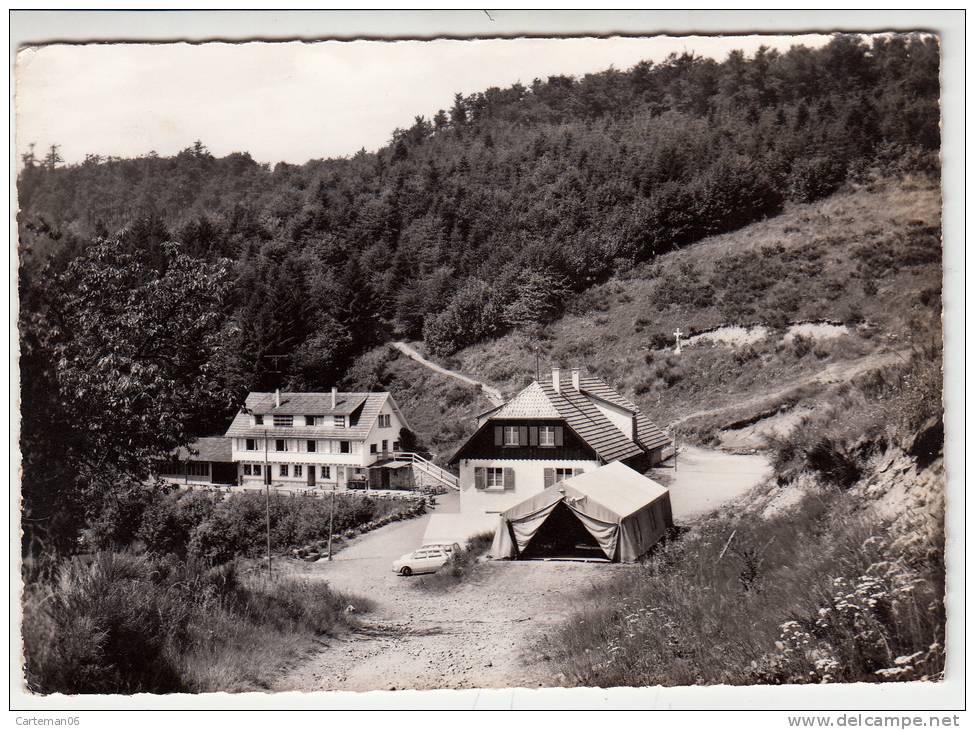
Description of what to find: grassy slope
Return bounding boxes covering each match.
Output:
[341,345,495,463]
[354,177,940,456]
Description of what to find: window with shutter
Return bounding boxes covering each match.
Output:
[543,468,555,488]
[502,468,515,490]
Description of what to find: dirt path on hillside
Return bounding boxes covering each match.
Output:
[392,341,505,406]
[669,349,906,430]
[273,446,770,692]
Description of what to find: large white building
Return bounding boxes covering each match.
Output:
[449,368,672,516]
[224,388,413,489]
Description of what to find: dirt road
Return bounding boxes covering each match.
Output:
[274,446,769,692]
[670,349,906,429]
[648,445,771,519]
[391,341,505,406]
[273,491,619,691]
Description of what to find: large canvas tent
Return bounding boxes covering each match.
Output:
[490,462,672,563]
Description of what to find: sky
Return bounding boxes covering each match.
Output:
[16,34,834,167]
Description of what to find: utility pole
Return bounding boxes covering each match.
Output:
[674,431,679,472]
[327,486,335,561]
[264,427,272,581]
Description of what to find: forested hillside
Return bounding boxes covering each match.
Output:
[20,35,939,382]
[18,33,940,554]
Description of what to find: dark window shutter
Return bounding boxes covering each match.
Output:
[494,426,503,446]
[554,426,564,447]
[519,426,529,445]
[573,468,584,476]
[529,426,539,446]
[503,468,515,490]
[543,468,555,488]
[474,467,485,490]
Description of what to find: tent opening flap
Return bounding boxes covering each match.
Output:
[520,502,616,560]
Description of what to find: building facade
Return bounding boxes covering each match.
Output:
[449,368,672,516]
[224,388,410,488]
[157,437,237,486]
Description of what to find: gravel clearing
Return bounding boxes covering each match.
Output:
[274,447,771,692]
[273,490,622,691]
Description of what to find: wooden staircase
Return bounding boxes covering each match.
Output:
[393,451,460,491]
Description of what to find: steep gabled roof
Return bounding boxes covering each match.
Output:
[245,392,367,416]
[577,376,672,452]
[537,377,644,463]
[224,391,401,440]
[450,370,670,465]
[492,381,560,418]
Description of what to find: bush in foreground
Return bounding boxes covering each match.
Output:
[542,486,943,687]
[23,551,372,694]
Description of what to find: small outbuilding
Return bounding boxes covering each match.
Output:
[157,437,237,486]
[490,461,672,563]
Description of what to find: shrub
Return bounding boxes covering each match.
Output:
[788,156,847,203]
[139,490,223,558]
[414,532,494,592]
[22,552,372,694]
[132,491,419,566]
[544,484,943,688]
[791,334,813,358]
[804,437,862,489]
[444,383,476,408]
[423,278,504,356]
[23,552,187,694]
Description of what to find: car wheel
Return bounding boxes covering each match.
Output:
[400,566,412,577]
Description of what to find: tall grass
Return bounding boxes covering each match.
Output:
[542,488,944,687]
[22,552,372,694]
[767,344,943,487]
[543,345,944,687]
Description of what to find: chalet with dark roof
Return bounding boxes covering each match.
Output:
[449,368,671,516]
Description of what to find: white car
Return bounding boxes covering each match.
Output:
[422,542,462,557]
[392,546,450,576]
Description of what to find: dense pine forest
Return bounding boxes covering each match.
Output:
[18,34,940,557]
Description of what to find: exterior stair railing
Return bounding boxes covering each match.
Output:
[391,451,460,491]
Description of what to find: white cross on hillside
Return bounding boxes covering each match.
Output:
[674,328,683,354]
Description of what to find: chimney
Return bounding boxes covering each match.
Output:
[551,367,561,394]
[571,368,581,391]
[275,388,280,408]
[331,386,337,409]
